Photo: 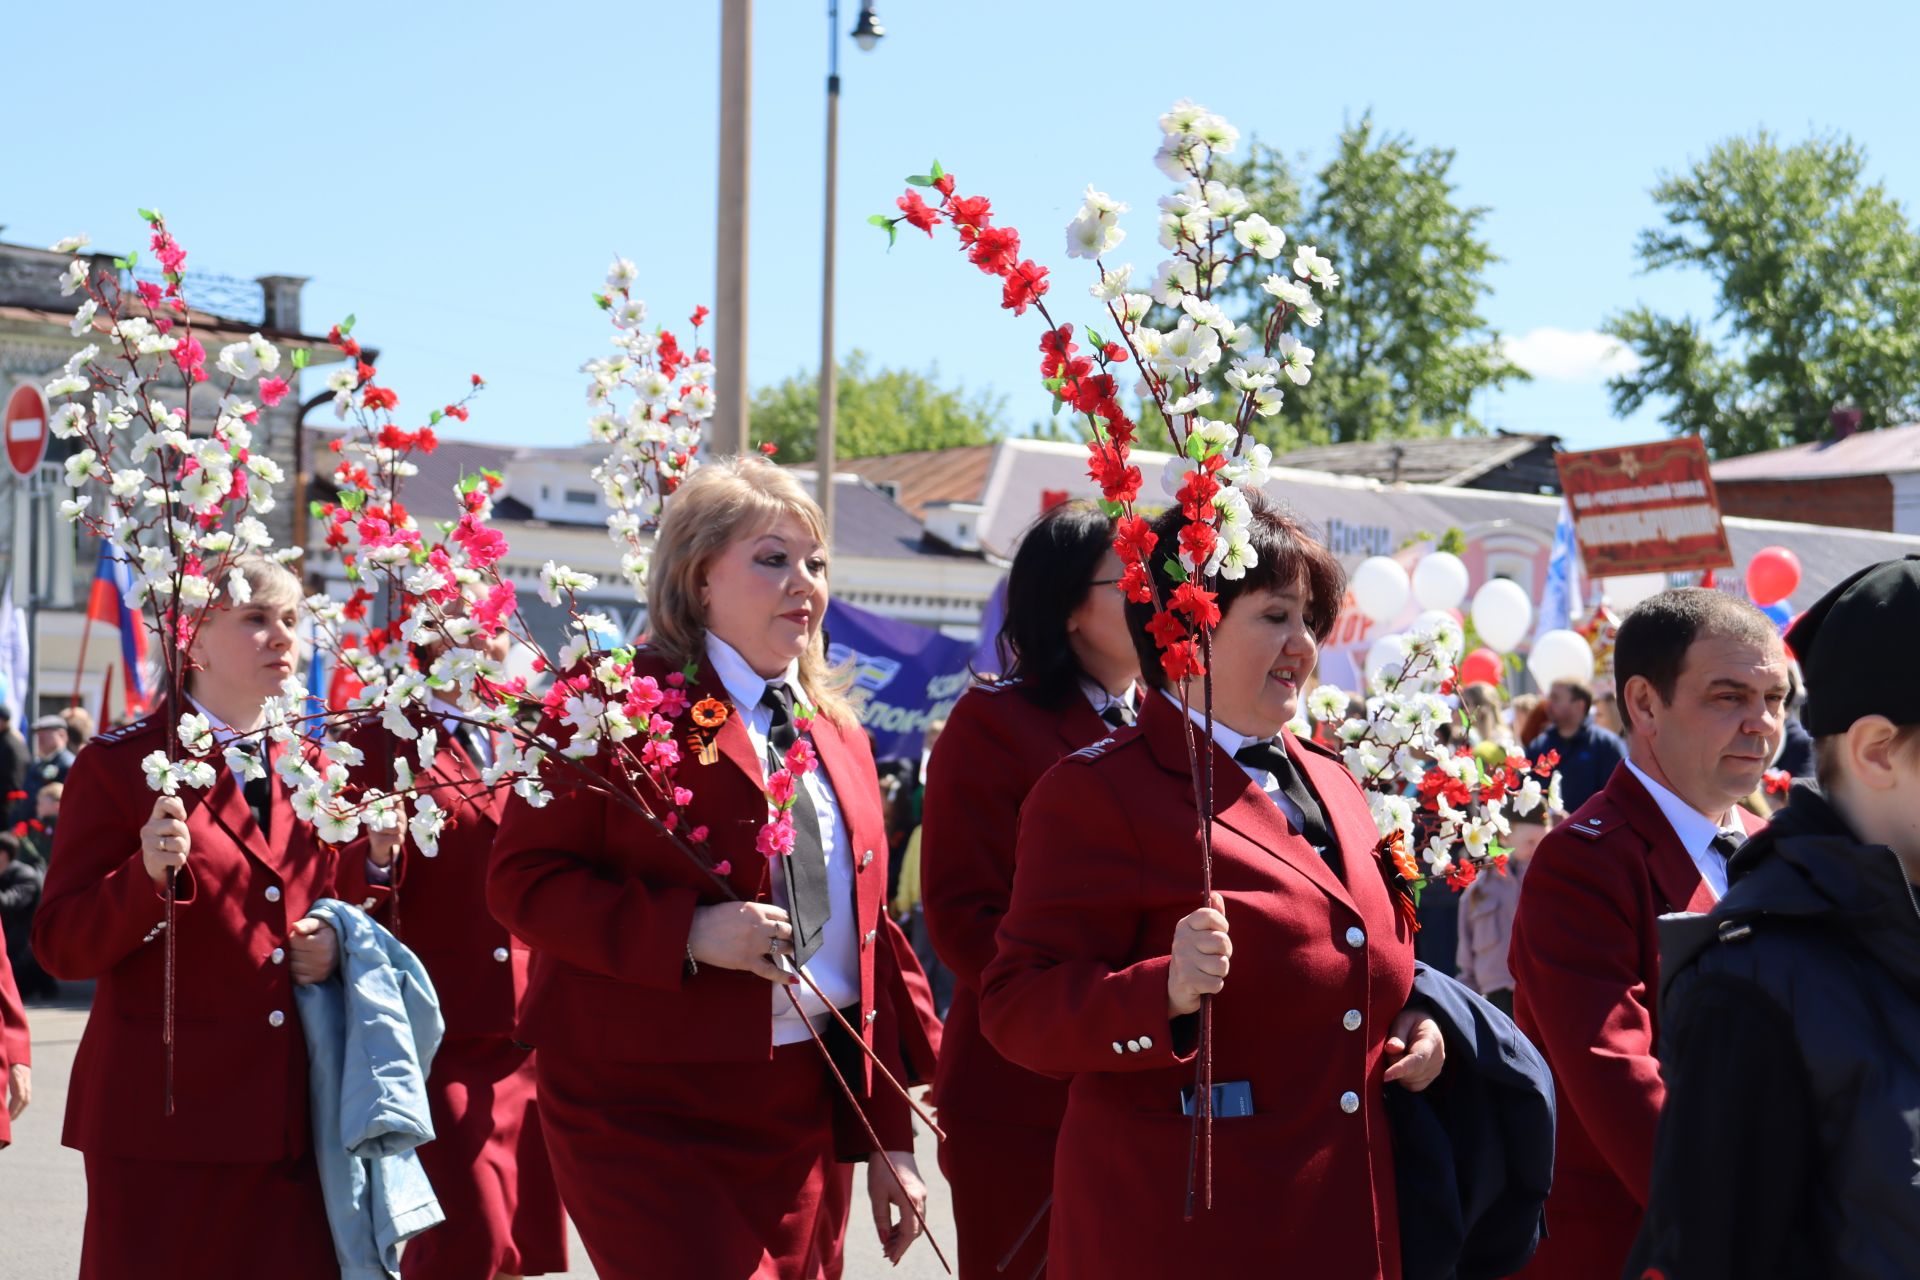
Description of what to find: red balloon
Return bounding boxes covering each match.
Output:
[1746,546,1801,606]
[1459,647,1504,688]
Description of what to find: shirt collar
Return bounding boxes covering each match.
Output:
[186,693,252,754]
[1157,688,1261,756]
[705,632,800,715]
[1083,678,1137,718]
[1623,757,1744,858]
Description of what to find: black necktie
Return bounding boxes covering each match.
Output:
[236,743,271,838]
[451,721,489,770]
[1710,830,1746,868]
[1233,740,1336,868]
[1100,700,1135,730]
[763,683,830,964]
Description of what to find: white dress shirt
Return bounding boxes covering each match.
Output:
[1083,679,1139,725]
[1623,757,1747,900]
[430,696,491,768]
[186,693,264,787]
[1158,690,1307,832]
[705,634,862,1043]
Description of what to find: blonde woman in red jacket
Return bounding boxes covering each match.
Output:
[488,457,933,1279]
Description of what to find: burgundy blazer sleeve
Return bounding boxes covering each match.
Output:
[0,944,26,1070]
[919,701,1024,987]
[1510,832,1665,1205]
[32,745,200,982]
[981,761,1189,1078]
[486,737,700,990]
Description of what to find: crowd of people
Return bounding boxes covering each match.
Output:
[0,458,1915,1280]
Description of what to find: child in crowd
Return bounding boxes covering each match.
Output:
[1455,806,1554,1016]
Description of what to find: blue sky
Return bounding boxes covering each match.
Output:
[9,0,1918,455]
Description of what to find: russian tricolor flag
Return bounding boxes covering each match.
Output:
[88,542,152,715]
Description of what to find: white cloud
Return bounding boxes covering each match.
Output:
[1501,327,1642,383]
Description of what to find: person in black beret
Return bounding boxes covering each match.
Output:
[1628,555,1920,1280]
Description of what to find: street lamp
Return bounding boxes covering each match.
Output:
[816,1,884,541]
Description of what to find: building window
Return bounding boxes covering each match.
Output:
[564,489,598,505]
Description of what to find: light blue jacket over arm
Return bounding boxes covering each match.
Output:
[296,898,447,1280]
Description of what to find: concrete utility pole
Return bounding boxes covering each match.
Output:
[712,0,753,459]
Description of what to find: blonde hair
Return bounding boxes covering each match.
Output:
[180,555,307,697]
[646,456,853,725]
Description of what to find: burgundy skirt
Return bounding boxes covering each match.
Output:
[401,1036,568,1279]
[536,1039,842,1280]
[939,1115,1056,1280]
[81,1150,338,1280]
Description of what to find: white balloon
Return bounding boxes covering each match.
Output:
[1527,629,1595,689]
[1350,556,1411,624]
[1471,578,1534,654]
[1366,633,1410,683]
[1601,573,1666,611]
[1410,610,1465,660]
[1412,551,1470,611]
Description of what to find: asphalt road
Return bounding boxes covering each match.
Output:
[0,997,956,1280]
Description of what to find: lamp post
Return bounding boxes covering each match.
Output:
[816,0,884,540]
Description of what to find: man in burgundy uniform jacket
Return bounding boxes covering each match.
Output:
[1508,589,1788,1279]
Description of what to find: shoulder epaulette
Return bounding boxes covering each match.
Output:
[1064,733,1121,763]
[92,715,157,746]
[1564,809,1617,841]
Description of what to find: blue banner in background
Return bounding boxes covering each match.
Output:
[825,598,979,763]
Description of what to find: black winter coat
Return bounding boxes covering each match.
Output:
[1628,784,1920,1280]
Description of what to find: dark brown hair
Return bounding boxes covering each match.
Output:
[1125,491,1346,689]
[1614,588,1778,733]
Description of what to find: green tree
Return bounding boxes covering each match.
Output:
[1209,115,1526,447]
[1605,132,1920,456]
[749,350,1007,461]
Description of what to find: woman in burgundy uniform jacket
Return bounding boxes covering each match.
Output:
[982,497,1448,1280]
[488,458,934,1280]
[33,559,391,1279]
[358,623,568,1280]
[920,501,1140,1278]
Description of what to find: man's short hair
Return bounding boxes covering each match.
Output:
[1551,678,1595,712]
[1614,588,1779,733]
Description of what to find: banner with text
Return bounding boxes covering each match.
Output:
[1555,438,1733,577]
[825,598,978,763]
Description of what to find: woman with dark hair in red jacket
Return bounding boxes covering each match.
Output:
[981,495,1445,1279]
[920,500,1140,1278]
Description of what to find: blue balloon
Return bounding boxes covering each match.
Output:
[1760,601,1792,630]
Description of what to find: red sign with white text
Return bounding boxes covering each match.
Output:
[1555,437,1733,577]
[5,384,50,478]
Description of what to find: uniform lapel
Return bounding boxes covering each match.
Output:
[1289,735,1382,905]
[1609,765,1718,913]
[1140,694,1355,908]
[1057,692,1110,752]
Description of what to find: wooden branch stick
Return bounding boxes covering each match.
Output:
[789,962,946,1142]
[782,984,951,1275]
[996,1193,1050,1273]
